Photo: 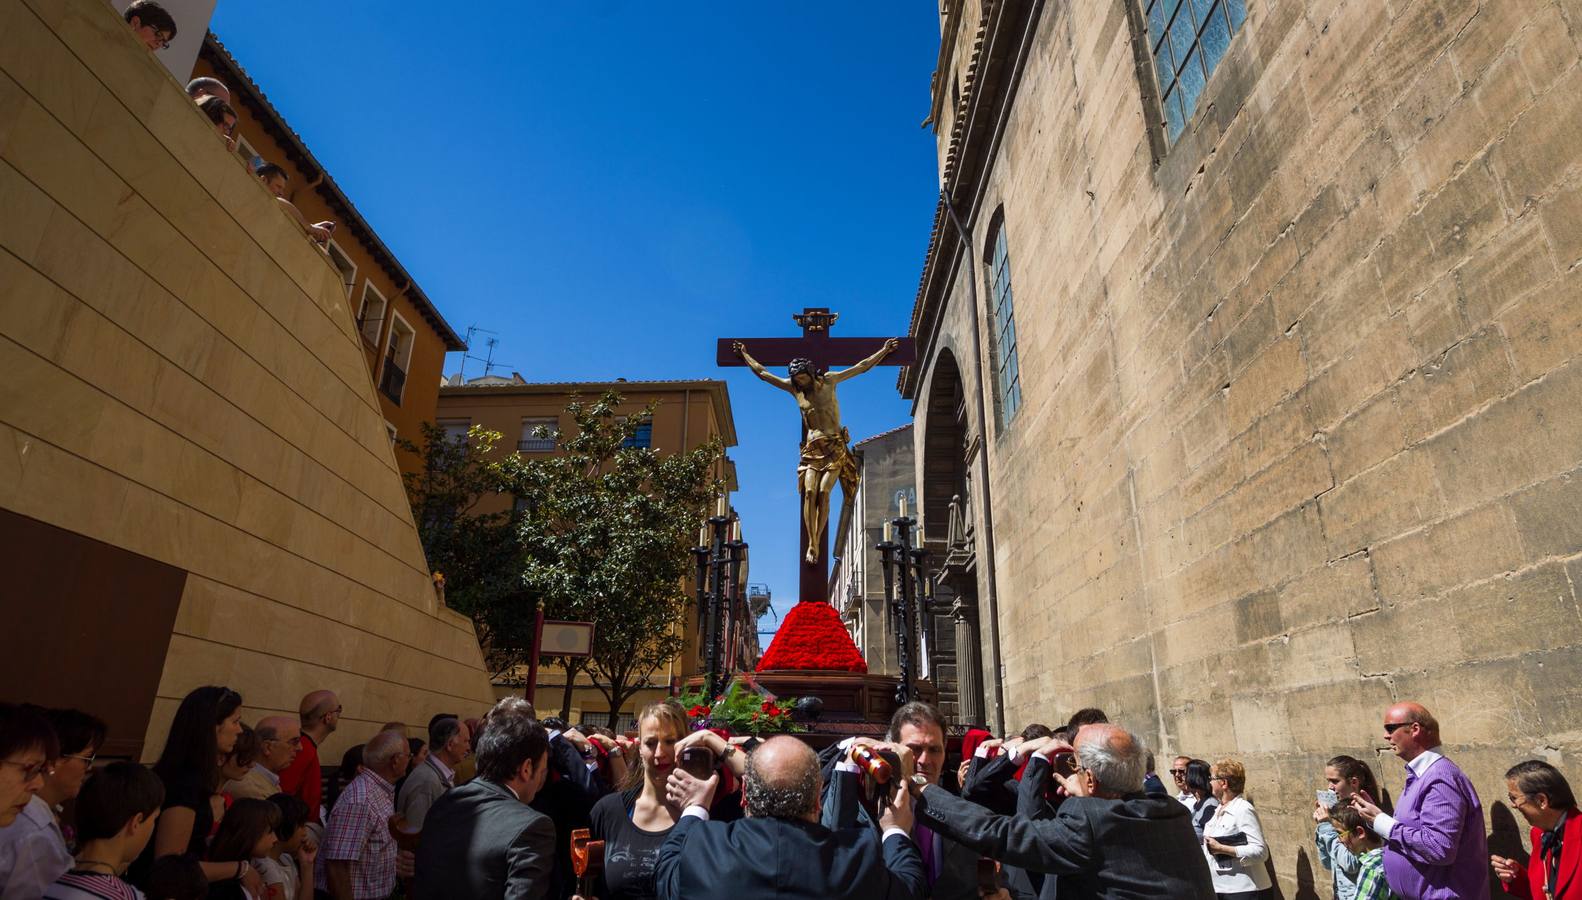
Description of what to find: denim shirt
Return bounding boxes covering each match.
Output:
[1316,820,1362,900]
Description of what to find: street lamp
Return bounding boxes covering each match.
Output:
[877,513,931,706]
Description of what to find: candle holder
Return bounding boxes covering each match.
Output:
[876,513,931,706]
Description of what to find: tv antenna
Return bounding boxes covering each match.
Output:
[458,325,516,381]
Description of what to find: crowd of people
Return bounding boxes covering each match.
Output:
[0,689,1576,900]
[125,2,338,246]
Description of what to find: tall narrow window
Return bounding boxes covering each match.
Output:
[379,313,414,405]
[986,221,1022,427]
[357,282,387,346]
[1143,0,1246,143]
[325,239,357,297]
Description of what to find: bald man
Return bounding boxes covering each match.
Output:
[224,715,301,800]
[908,724,1214,899]
[1349,702,1487,900]
[320,730,408,900]
[655,735,925,900]
[279,689,341,823]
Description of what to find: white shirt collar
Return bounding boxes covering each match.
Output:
[1407,748,1443,777]
[430,754,455,783]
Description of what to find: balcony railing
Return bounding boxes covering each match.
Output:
[379,360,406,404]
[517,437,557,452]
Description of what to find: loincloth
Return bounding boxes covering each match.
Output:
[798,428,859,494]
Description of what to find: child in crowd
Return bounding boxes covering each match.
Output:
[254,795,316,900]
[1330,804,1401,900]
[205,799,278,900]
[44,762,163,900]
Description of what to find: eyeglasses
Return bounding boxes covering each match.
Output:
[63,752,97,768]
[0,759,55,782]
[1169,769,1187,776]
[265,737,303,748]
[1210,775,1227,782]
[1383,722,1413,734]
[1509,794,1528,807]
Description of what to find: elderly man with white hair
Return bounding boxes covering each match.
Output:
[907,723,1216,900]
[317,729,409,900]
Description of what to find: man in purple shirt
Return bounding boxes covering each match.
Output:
[1351,702,1489,900]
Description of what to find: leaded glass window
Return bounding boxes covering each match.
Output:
[1144,0,1246,143]
[987,224,1022,428]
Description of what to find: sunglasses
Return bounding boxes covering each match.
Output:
[1383,722,1413,734]
[1169,768,1187,775]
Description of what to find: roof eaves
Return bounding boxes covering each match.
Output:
[201,33,466,352]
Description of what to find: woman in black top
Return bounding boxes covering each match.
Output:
[581,702,745,900]
[129,685,258,896]
[1186,758,1218,840]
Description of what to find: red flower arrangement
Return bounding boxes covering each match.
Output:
[755,601,868,673]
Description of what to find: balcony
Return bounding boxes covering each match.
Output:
[517,437,557,452]
[379,360,406,404]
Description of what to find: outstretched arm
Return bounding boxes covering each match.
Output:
[827,338,899,384]
[733,341,793,392]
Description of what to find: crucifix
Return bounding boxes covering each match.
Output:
[718,308,916,604]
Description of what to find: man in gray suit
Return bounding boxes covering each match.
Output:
[907,723,1215,900]
[396,716,470,830]
[413,699,555,899]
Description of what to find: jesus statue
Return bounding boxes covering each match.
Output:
[733,337,900,564]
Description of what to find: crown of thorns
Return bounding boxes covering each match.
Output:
[787,358,820,380]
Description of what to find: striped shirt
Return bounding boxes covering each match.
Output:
[1354,847,1402,900]
[43,871,145,899]
[315,770,396,899]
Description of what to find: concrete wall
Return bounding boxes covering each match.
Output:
[915,0,1582,893]
[0,0,497,760]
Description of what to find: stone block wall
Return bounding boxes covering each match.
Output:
[0,0,497,760]
[930,0,1582,894]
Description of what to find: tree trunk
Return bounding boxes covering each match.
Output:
[560,660,581,721]
[605,680,627,729]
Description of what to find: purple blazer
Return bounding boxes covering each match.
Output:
[1381,755,1490,900]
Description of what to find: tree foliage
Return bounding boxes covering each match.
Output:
[402,394,723,724]
[499,393,723,725]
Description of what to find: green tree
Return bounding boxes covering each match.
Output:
[400,423,536,683]
[499,392,723,725]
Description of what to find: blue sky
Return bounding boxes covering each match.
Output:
[208,3,942,639]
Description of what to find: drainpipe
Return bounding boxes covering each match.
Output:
[939,190,1006,736]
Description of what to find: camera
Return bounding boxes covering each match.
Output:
[679,745,716,780]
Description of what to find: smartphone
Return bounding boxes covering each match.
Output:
[975,858,999,896]
[1317,789,1339,809]
[1052,750,1079,778]
[679,745,715,780]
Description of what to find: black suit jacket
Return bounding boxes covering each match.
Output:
[962,753,1023,817]
[916,781,1216,900]
[414,777,556,900]
[655,812,926,900]
[820,764,994,900]
[529,734,607,898]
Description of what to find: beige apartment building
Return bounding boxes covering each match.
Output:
[436,376,754,727]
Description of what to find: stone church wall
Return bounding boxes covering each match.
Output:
[918,0,1582,893]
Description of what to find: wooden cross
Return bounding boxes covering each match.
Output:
[717,308,916,603]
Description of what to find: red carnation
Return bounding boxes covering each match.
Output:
[755,601,868,673]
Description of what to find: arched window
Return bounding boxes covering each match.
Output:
[985,218,1022,428]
